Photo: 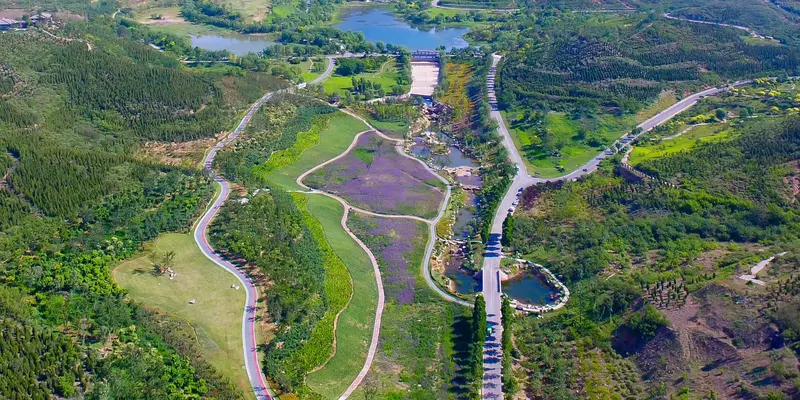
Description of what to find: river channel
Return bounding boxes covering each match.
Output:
[336,7,469,51]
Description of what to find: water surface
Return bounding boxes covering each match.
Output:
[336,8,469,50]
[189,34,276,55]
[410,134,476,168]
[502,272,558,306]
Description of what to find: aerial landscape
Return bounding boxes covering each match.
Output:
[0,0,799,399]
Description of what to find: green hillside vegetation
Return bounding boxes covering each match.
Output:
[210,189,340,398]
[0,17,293,399]
[507,115,800,398]
[323,55,412,100]
[487,11,799,176]
[113,233,251,394]
[303,194,378,399]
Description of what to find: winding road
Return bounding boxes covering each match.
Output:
[192,57,334,400]
[663,13,774,40]
[480,54,749,399]
[191,52,463,400]
[431,0,518,11]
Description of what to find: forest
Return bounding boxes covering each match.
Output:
[0,16,294,399]
[210,190,329,397]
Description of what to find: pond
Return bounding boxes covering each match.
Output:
[451,191,477,240]
[444,252,478,295]
[189,34,276,56]
[410,134,476,168]
[503,272,558,306]
[336,8,469,50]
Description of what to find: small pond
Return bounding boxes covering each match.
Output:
[410,134,476,168]
[503,272,558,306]
[336,8,469,50]
[189,34,276,56]
[444,253,478,295]
[451,191,477,240]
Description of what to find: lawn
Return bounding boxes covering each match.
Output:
[628,123,732,165]
[304,194,378,399]
[300,57,327,83]
[265,113,368,190]
[323,60,400,95]
[269,0,302,17]
[112,233,252,398]
[216,0,270,21]
[505,93,683,177]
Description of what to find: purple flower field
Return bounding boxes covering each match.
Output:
[347,213,427,304]
[304,132,445,219]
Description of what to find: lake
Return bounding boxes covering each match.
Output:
[336,8,469,51]
[189,34,276,56]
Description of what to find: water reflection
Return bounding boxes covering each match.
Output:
[336,8,469,50]
[189,34,276,55]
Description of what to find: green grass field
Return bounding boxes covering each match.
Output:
[300,58,327,83]
[505,92,682,177]
[323,60,400,95]
[112,233,252,398]
[628,123,732,165]
[216,0,270,21]
[304,194,378,399]
[266,113,368,190]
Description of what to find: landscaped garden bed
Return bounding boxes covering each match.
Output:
[304,131,445,219]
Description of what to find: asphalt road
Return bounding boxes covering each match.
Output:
[431,0,517,11]
[480,53,743,399]
[192,57,334,400]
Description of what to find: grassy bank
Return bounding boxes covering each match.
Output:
[265,113,368,190]
[113,233,251,397]
[304,194,379,398]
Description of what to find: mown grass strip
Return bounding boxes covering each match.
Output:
[290,193,354,377]
[304,194,378,399]
[265,113,368,191]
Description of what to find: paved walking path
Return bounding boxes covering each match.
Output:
[192,57,336,400]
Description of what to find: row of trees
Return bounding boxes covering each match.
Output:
[210,191,327,392]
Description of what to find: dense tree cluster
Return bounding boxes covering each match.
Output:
[210,191,326,392]
[497,14,799,117]
[215,95,337,185]
[0,20,273,400]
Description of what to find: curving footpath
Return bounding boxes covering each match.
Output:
[292,111,471,397]
[664,13,773,40]
[192,57,335,400]
[481,54,750,399]
[431,0,518,11]
[337,109,473,307]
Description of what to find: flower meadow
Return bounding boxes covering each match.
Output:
[347,212,426,304]
[347,212,468,398]
[304,132,445,219]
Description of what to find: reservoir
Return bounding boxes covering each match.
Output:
[336,8,469,50]
[189,34,276,56]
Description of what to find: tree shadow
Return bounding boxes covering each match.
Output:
[450,314,474,399]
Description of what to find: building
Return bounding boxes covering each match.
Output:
[0,18,23,30]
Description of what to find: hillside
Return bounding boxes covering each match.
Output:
[0,17,285,399]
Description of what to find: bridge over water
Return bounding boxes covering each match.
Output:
[411,50,440,62]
